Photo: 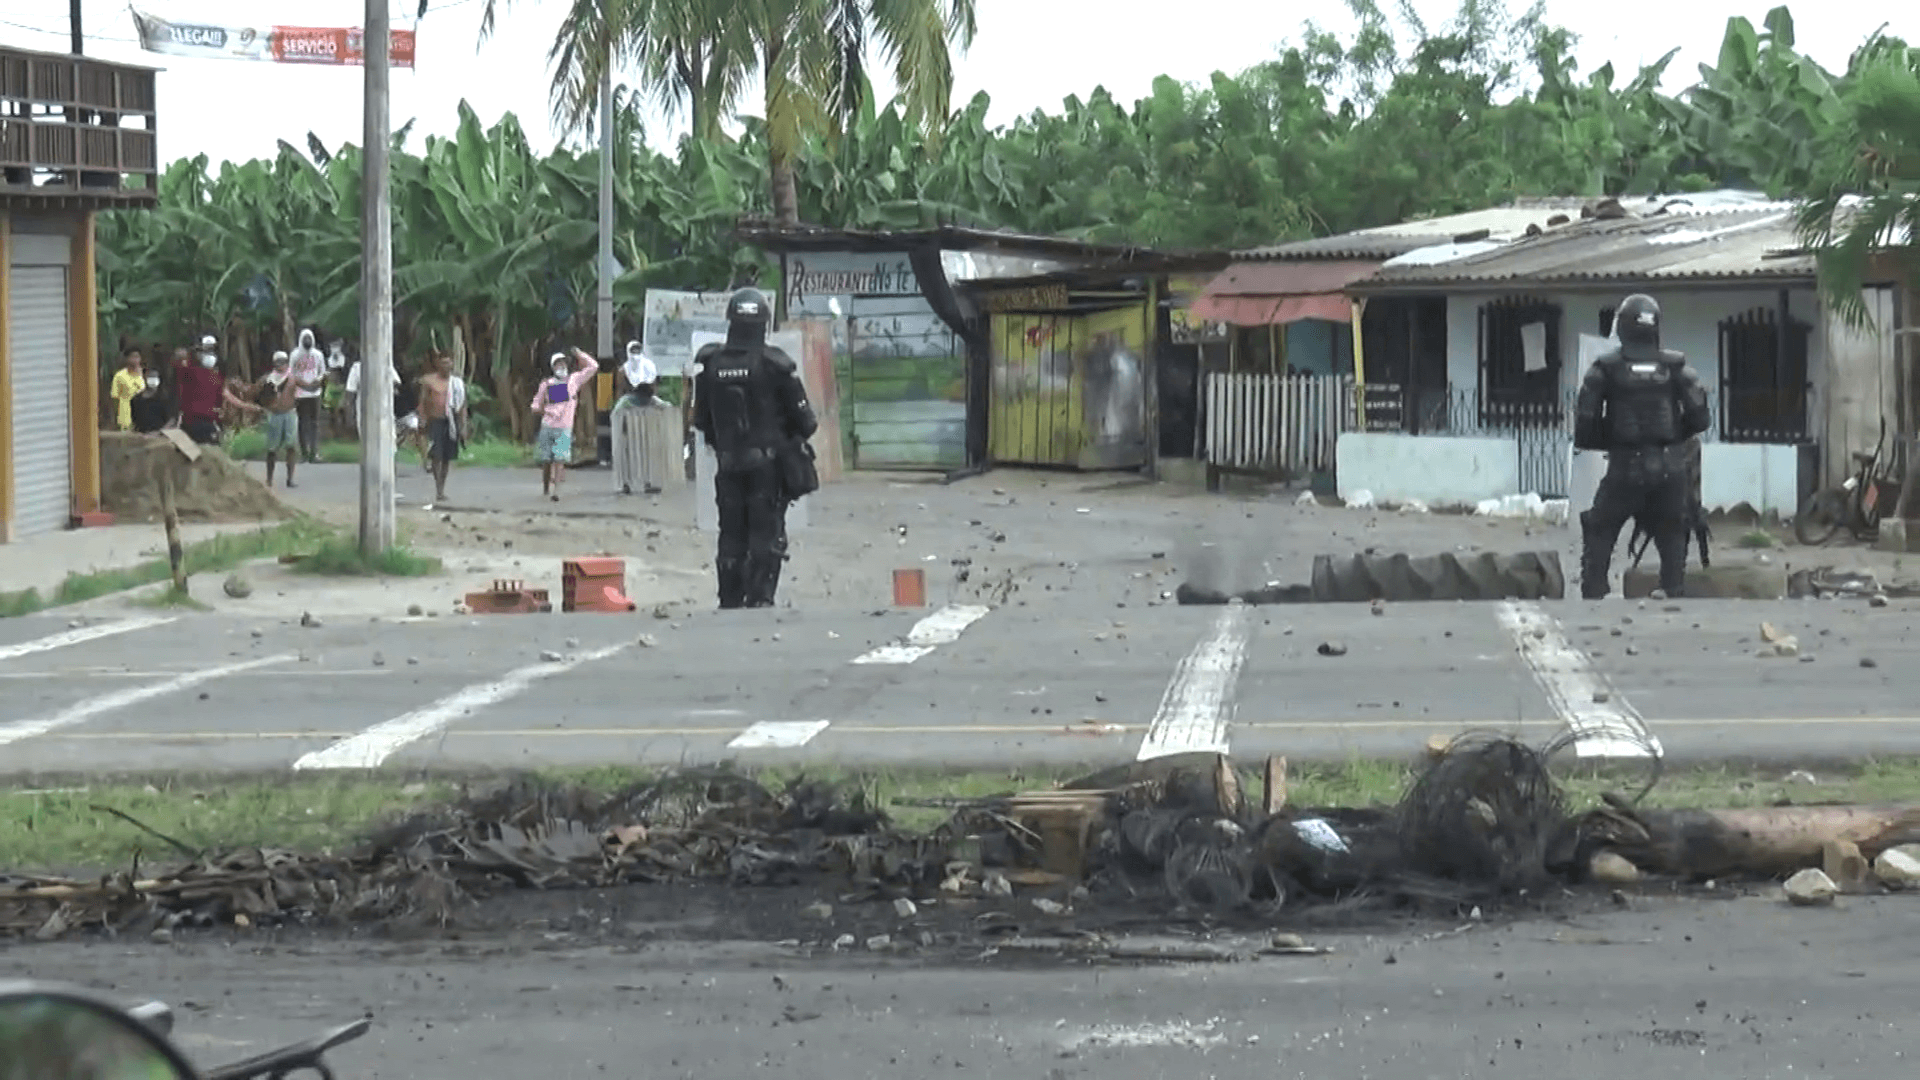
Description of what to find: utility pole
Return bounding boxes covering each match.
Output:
[69,0,82,53]
[596,62,616,439]
[359,0,397,555]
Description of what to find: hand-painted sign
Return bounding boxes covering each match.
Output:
[131,10,417,67]
[785,255,919,308]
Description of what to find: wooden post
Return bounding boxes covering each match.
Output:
[358,0,397,556]
[157,467,185,594]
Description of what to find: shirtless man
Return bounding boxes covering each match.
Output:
[253,350,317,488]
[417,351,464,503]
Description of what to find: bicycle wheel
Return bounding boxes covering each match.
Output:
[1795,489,1845,546]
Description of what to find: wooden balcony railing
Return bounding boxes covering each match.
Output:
[0,45,159,206]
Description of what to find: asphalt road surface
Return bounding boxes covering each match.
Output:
[15,892,1920,1080]
[3,585,1919,774]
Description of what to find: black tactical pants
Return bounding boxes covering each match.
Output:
[1581,447,1691,599]
[714,461,788,609]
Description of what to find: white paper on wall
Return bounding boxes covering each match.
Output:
[1521,322,1548,373]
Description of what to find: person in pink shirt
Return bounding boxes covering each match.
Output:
[530,347,599,501]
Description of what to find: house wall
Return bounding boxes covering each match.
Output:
[1440,287,1826,410]
[1821,286,1900,489]
[783,251,967,470]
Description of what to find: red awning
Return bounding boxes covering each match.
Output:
[1187,259,1380,326]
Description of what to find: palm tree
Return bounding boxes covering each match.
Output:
[1793,45,1920,518]
[484,0,979,224]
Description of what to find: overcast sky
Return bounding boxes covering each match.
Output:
[3,0,1905,166]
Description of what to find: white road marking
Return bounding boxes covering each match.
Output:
[0,668,391,680]
[851,604,992,665]
[1136,603,1253,761]
[727,720,831,749]
[0,616,176,663]
[0,654,296,748]
[1496,600,1662,758]
[293,643,629,770]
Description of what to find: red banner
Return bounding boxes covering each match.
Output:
[270,26,417,68]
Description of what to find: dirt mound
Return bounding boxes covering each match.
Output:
[100,432,291,524]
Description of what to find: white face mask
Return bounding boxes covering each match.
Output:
[144,376,160,390]
[553,366,568,380]
[200,354,218,369]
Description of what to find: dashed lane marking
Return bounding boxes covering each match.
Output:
[28,714,1920,744]
[1135,603,1253,761]
[0,654,297,748]
[1496,600,1661,758]
[0,616,177,663]
[851,605,992,664]
[727,720,831,749]
[292,643,630,769]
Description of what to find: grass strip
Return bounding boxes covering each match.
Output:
[0,519,335,619]
[8,759,1920,874]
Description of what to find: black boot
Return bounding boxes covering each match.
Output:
[744,553,784,608]
[717,557,747,610]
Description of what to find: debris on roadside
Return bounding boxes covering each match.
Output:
[10,739,1920,944]
[1179,551,1567,604]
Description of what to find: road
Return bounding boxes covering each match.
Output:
[2,583,1917,774]
[14,892,1919,1080]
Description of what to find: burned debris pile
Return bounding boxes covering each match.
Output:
[9,740,1920,943]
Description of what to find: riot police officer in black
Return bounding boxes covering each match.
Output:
[692,287,820,609]
[1574,293,1712,599]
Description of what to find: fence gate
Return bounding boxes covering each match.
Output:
[1515,424,1571,498]
[1203,373,1352,477]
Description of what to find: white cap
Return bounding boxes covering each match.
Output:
[623,350,657,386]
[549,351,568,367]
[272,350,290,362]
[199,335,217,348]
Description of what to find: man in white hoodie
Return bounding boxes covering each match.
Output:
[288,328,327,463]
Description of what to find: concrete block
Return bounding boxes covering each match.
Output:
[1876,517,1920,553]
[1621,561,1787,599]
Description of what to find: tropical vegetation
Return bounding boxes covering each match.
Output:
[94,1,1918,439]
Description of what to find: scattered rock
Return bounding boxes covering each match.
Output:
[1869,593,1890,608]
[371,653,386,667]
[565,637,581,649]
[865,934,892,950]
[1860,657,1879,669]
[636,634,657,648]
[1872,847,1920,890]
[299,612,321,628]
[1588,851,1640,884]
[832,934,855,949]
[1317,641,1348,657]
[1785,769,1819,784]
[1270,932,1307,949]
[892,898,918,918]
[539,650,564,662]
[653,604,672,619]
[407,656,419,665]
[1592,690,1611,704]
[148,927,173,944]
[407,604,424,617]
[1370,600,1385,616]
[982,872,1013,897]
[249,628,265,639]
[1032,898,1067,915]
[1783,868,1839,906]
[1624,645,1639,656]
[801,902,833,921]
[222,574,252,599]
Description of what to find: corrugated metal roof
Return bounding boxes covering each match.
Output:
[1234,202,1589,261]
[1353,208,1817,290]
[1233,190,1798,263]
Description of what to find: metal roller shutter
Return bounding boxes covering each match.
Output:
[8,265,73,537]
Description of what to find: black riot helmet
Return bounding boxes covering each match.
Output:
[727,288,772,326]
[725,287,771,347]
[1616,294,1662,353]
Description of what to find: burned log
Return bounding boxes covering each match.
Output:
[1582,801,1920,880]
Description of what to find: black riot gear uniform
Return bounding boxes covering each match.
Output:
[1574,294,1711,599]
[693,287,819,609]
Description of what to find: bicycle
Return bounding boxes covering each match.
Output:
[1794,423,1903,546]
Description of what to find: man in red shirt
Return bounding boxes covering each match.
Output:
[175,336,258,444]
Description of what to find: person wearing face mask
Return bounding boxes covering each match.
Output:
[530,347,599,501]
[613,341,669,496]
[252,350,308,487]
[288,328,327,462]
[175,335,258,445]
[130,364,171,434]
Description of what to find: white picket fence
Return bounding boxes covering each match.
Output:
[1204,373,1354,475]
